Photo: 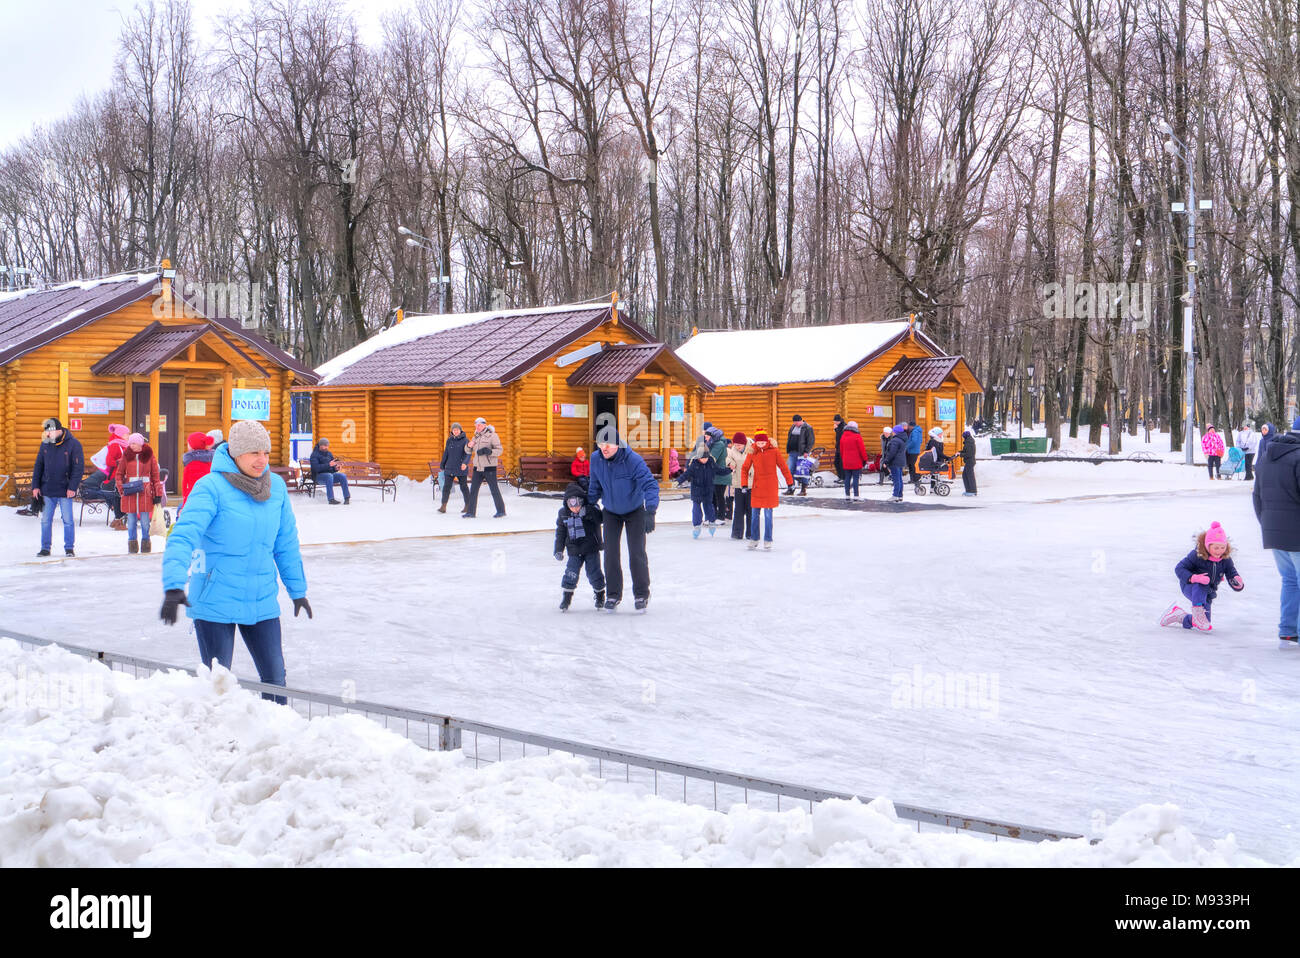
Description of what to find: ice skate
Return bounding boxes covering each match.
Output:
[1279,636,1298,651]
[559,590,573,612]
[1189,606,1212,632]
[1158,602,1185,628]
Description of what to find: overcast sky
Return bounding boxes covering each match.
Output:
[0,0,409,151]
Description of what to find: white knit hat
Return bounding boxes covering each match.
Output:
[206,428,224,444]
[228,420,272,458]
[929,427,943,438]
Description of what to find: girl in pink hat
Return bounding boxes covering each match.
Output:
[1159,522,1244,632]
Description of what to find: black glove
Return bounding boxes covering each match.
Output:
[644,511,656,533]
[160,589,190,625]
[554,551,564,561]
[294,597,313,618]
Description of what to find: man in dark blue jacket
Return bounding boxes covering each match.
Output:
[437,422,471,514]
[1253,417,1300,649]
[32,417,84,557]
[588,422,659,612]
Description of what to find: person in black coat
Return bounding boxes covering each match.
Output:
[32,417,85,557]
[1253,421,1300,647]
[309,439,350,504]
[438,422,471,513]
[554,482,605,610]
[960,426,977,496]
[884,425,908,501]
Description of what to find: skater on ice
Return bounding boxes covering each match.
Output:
[784,414,814,496]
[1252,416,1300,649]
[838,420,867,499]
[554,482,605,611]
[437,422,471,514]
[160,420,311,703]
[740,430,793,550]
[676,437,719,537]
[1159,522,1244,632]
[587,424,658,612]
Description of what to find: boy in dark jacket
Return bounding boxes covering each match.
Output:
[677,448,718,537]
[555,482,606,611]
[1159,522,1244,632]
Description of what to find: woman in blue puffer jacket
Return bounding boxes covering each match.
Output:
[159,420,310,702]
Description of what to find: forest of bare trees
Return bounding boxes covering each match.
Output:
[2,0,1297,450]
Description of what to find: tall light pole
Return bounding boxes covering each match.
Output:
[1159,121,1208,465]
[398,226,449,313]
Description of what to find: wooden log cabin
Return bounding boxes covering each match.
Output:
[674,320,983,457]
[300,297,715,482]
[0,263,318,497]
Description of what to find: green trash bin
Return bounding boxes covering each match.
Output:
[989,437,1013,456]
[1018,437,1049,454]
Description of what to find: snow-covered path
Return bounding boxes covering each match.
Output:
[3,467,1295,862]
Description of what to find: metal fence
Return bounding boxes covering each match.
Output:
[4,629,1084,844]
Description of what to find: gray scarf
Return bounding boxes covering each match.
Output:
[222,468,272,502]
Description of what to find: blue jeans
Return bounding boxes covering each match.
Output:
[1178,582,1214,629]
[691,493,716,526]
[892,467,904,498]
[194,618,287,704]
[844,469,861,496]
[1272,550,1300,638]
[126,511,152,542]
[562,551,605,592]
[749,507,774,542]
[39,496,75,551]
[320,471,350,501]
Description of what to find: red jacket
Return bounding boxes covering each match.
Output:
[571,455,590,478]
[115,445,163,515]
[740,441,794,509]
[839,428,868,470]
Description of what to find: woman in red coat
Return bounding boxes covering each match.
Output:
[739,430,794,550]
[114,432,164,554]
[838,420,868,498]
[182,431,215,509]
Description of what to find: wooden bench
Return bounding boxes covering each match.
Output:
[9,471,32,503]
[333,460,398,502]
[515,455,577,493]
[293,459,317,496]
[271,465,301,494]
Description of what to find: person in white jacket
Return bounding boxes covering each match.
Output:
[1237,423,1258,480]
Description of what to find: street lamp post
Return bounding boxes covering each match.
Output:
[1159,121,1207,465]
[1006,364,1035,440]
[398,226,449,313]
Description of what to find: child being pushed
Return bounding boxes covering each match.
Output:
[1160,521,1244,632]
[554,482,606,611]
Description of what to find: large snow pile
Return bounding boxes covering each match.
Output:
[675,321,911,386]
[0,640,1280,867]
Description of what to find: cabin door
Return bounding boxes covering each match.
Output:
[132,382,180,493]
[893,395,916,427]
[593,392,619,447]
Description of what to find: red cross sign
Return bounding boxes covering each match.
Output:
[67,396,87,414]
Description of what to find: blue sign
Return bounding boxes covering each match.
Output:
[669,395,684,422]
[652,394,664,422]
[232,388,271,421]
[935,398,957,421]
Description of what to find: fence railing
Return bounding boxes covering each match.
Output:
[3,629,1085,844]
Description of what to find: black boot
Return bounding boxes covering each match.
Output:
[594,590,605,609]
[559,590,574,612]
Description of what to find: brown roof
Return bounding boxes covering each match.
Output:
[566,344,664,386]
[90,321,271,377]
[0,274,160,366]
[877,354,983,393]
[322,305,635,387]
[178,291,318,383]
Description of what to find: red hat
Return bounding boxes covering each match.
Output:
[754,431,770,443]
[187,431,212,450]
[732,432,747,445]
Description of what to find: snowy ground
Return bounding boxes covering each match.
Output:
[0,639,1278,866]
[3,445,1297,865]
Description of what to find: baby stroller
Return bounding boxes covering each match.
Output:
[914,449,953,497]
[793,453,817,485]
[1222,446,1245,480]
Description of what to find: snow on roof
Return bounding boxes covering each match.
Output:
[674,321,912,386]
[315,301,610,383]
[0,271,155,305]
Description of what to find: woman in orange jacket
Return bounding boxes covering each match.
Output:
[739,430,794,550]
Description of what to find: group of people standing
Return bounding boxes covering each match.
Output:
[834,416,977,501]
[1201,423,1269,481]
[29,419,225,557]
[434,418,508,518]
